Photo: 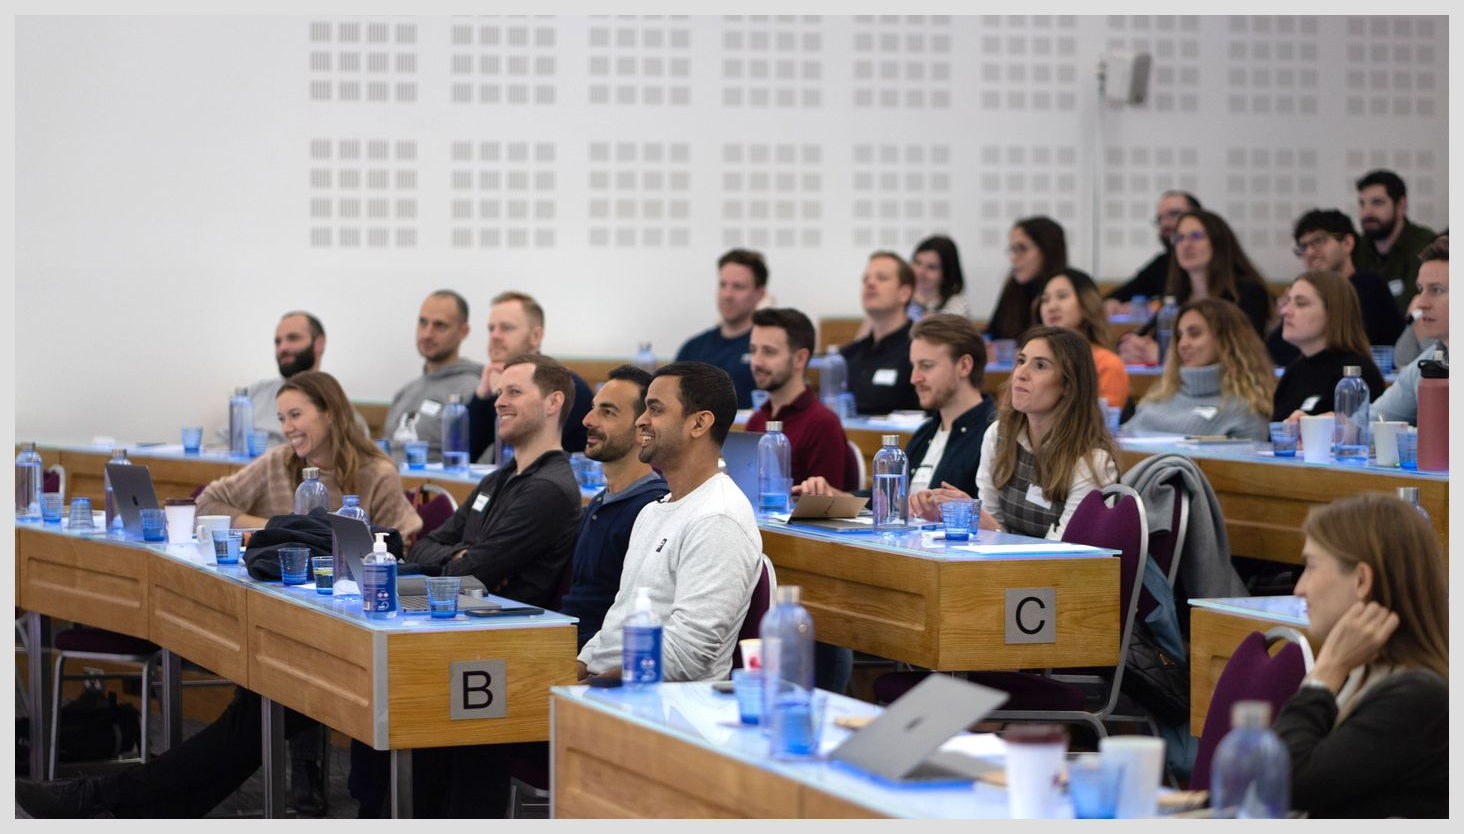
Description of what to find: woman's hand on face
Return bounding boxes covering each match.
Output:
[1311,601,1399,685]
[1117,334,1160,366]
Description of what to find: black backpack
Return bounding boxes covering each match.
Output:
[58,686,141,763]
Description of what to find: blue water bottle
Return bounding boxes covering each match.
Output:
[104,448,131,533]
[871,434,908,532]
[441,394,470,471]
[228,386,252,457]
[1211,700,1290,818]
[336,494,369,526]
[621,587,663,686]
[15,442,44,522]
[761,585,817,758]
[294,467,329,515]
[757,421,792,519]
[362,532,398,620]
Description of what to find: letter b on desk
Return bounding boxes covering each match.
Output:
[449,659,507,720]
[1004,588,1056,644]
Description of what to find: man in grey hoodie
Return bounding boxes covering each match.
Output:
[384,289,484,454]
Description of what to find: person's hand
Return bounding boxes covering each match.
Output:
[977,509,1001,531]
[1117,333,1159,366]
[575,660,590,682]
[793,476,845,497]
[908,482,973,522]
[475,362,506,400]
[1308,601,1400,692]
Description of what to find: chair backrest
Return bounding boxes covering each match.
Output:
[43,464,65,496]
[731,556,773,670]
[844,439,866,492]
[1138,487,1189,622]
[1188,629,1310,790]
[409,489,457,538]
[1060,484,1149,705]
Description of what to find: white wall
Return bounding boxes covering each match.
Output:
[16,14,1449,444]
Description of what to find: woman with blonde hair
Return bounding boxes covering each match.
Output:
[1034,267,1130,408]
[1279,493,1447,818]
[1272,270,1385,421]
[972,326,1119,539]
[1122,298,1274,439]
[199,370,422,539]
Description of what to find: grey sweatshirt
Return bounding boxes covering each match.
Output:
[383,358,484,454]
[579,472,763,682]
[1122,363,1270,441]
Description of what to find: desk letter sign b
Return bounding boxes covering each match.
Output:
[449,659,508,719]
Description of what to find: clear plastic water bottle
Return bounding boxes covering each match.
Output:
[1333,366,1371,464]
[15,442,44,522]
[621,587,663,686]
[391,414,418,465]
[871,434,908,532]
[1155,296,1180,363]
[757,421,792,519]
[1130,294,1151,325]
[819,346,849,414]
[440,394,470,471]
[492,413,514,466]
[336,494,369,526]
[634,342,657,374]
[1211,700,1291,818]
[103,448,131,533]
[294,466,329,515]
[228,386,252,457]
[361,532,398,620]
[1397,487,1429,522]
[760,585,817,758]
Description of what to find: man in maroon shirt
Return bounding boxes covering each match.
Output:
[746,307,855,491]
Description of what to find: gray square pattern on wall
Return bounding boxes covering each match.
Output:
[587,141,692,248]
[975,145,1080,249]
[309,20,418,104]
[309,139,418,248]
[974,15,1079,112]
[1103,145,1201,248]
[852,15,952,109]
[1343,16,1444,119]
[852,144,952,249]
[449,17,557,105]
[721,16,824,109]
[721,143,823,249]
[1223,147,1321,252]
[449,141,557,249]
[1344,148,1446,228]
[1105,15,1200,113]
[587,16,692,107]
[1224,16,1320,117]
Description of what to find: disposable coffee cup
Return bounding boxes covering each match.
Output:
[1002,724,1068,819]
[1372,421,1409,467]
[1099,735,1165,819]
[1298,415,1335,464]
[164,499,197,544]
[739,638,762,671]
[195,514,231,546]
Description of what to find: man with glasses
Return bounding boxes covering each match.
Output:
[1104,190,1202,316]
[1269,209,1406,365]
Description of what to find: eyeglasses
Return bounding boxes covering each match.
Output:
[1152,209,1186,226]
[1292,232,1346,258]
[1006,243,1032,256]
[1170,230,1207,246]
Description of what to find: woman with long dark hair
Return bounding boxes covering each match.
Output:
[985,216,1067,341]
[908,234,970,320]
[1271,270,1385,421]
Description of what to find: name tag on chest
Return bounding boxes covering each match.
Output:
[1025,483,1052,509]
[419,399,442,417]
[1192,406,1218,421]
[1389,279,1404,297]
[472,493,490,513]
[872,368,898,386]
[1300,395,1321,413]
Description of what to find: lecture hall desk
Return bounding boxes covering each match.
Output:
[1187,596,1313,738]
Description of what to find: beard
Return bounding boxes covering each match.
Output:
[1362,214,1398,240]
[277,345,317,378]
[585,428,636,464]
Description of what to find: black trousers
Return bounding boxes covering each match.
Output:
[349,741,514,818]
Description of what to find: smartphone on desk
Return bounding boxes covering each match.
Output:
[464,606,544,618]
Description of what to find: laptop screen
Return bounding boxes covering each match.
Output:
[719,430,763,506]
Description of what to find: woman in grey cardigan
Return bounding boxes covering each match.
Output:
[1122,298,1274,440]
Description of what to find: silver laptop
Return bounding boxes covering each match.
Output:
[324,514,492,611]
[104,463,161,539]
[719,430,763,506]
[830,673,1008,784]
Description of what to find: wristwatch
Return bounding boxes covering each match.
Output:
[1299,676,1336,696]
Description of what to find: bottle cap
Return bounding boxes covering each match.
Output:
[634,586,653,611]
[21,441,36,451]
[448,393,462,404]
[373,532,388,553]
[1230,700,1271,728]
[1343,365,1361,376]
[111,448,128,459]
[1397,486,1421,503]
[882,434,901,446]
[1163,295,1177,305]
[775,585,802,604]
[343,494,360,504]
[827,345,840,354]
[235,386,249,396]
[767,421,783,432]
[303,467,321,480]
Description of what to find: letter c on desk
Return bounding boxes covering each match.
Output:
[1004,587,1056,644]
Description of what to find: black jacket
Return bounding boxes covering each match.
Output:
[1272,348,1385,421]
[905,398,997,498]
[409,450,581,608]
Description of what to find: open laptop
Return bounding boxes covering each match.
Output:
[324,514,493,611]
[104,463,161,540]
[829,673,1009,784]
[719,430,763,506]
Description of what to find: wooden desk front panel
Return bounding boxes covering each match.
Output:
[18,528,150,640]
[149,556,250,684]
[935,557,1119,670]
[763,531,938,667]
[384,626,577,748]
[1188,607,1316,737]
[553,697,809,818]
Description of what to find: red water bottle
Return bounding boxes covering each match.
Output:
[1416,350,1448,471]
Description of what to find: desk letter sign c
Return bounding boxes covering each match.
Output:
[1004,588,1057,644]
[449,659,508,720]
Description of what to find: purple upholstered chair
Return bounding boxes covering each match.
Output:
[732,556,775,670]
[1188,628,1311,790]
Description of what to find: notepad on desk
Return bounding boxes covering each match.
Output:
[951,543,1103,555]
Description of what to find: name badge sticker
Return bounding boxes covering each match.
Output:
[1300,395,1321,413]
[472,493,490,512]
[740,352,751,365]
[1389,279,1404,297]
[1025,483,1053,509]
[1192,406,1218,421]
[419,399,443,417]
[872,368,898,386]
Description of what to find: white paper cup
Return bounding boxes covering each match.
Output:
[1003,725,1069,819]
[739,638,762,671]
[164,502,197,544]
[1372,421,1410,467]
[1299,415,1335,464]
[1099,735,1165,819]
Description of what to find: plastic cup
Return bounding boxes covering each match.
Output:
[375,438,392,456]
[312,555,334,595]
[1268,421,1299,458]
[1068,756,1125,819]
[1299,415,1334,464]
[67,498,94,532]
[181,426,204,455]
[732,668,764,725]
[41,492,65,524]
[1099,735,1165,819]
[279,547,311,585]
[993,339,1018,366]
[140,508,167,542]
[442,450,469,472]
[768,690,826,758]
[248,429,270,457]
[425,575,461,619]
[1397,428,1419,470]
[581,457,604,490]
[1003,724,1069,819]
[1372,421,1409,467]
[211,528,243,565]
[1103,404,1122,437]
[404,441,429,470]
[750,389,771,413]
[939,499,974,541]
